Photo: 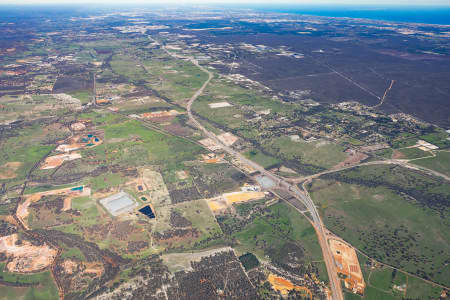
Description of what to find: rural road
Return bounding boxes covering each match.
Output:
[158,41,344,300]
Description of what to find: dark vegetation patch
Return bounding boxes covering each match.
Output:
[175,251,257,300]
[170,210,192,228]
[169,187,202,204]
[127,241,149,253]
[52,75,92,94]
[0,220,17,237]
[238,252,260,271]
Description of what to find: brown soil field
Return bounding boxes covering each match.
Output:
[0,233,57,273]
[96,99,110,105]
[163,123,192,136]
[0,162,22,179]
[392,149,406,159]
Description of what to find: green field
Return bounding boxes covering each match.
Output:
[0,124,55,182]
[143,53,208,103]
[396,147,433,159]
[87,171,127,192]
[309,165,450,286]
[412,151,450,177]
[110,55,148,83]
[174,199,223,248]
[102,119,203,165]
[353,254,445,300]
[243,149,281,169]
[262,137,347,170]
[405,276,442,299]
[67,90,91,105]
[368,268,392,292]
[0,264,58,300]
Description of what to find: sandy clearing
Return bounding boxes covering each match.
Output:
[268,274,312,298]
[161,247,232,272]
[223,191,265,204]
[40,153,82,169]
[207,191,265,213]
[199,138,222,151]
[217,132,238,146]
[139,110,180,119]
[0,234,57,273]
[62,197,72,211]
[208,101,232,108]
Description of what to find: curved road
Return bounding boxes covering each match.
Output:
[159,43,343,300]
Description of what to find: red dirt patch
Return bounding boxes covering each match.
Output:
[163,123,192,136]
[392,150,406,159]
[0,162,22,179]
[333,151,368,169]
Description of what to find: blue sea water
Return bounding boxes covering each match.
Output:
[254,5,450,25]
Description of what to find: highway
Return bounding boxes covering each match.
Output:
[158,42,344,300]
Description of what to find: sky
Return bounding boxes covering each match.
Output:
[2,0,450,5]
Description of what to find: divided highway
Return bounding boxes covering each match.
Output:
[159,42,344,300]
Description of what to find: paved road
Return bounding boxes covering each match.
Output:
[287,159,450,184]
[159,43,344,300]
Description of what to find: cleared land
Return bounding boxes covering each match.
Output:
[0,234,57,273]
[329,239,365,295]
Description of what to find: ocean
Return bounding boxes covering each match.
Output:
[254,5,450,25]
